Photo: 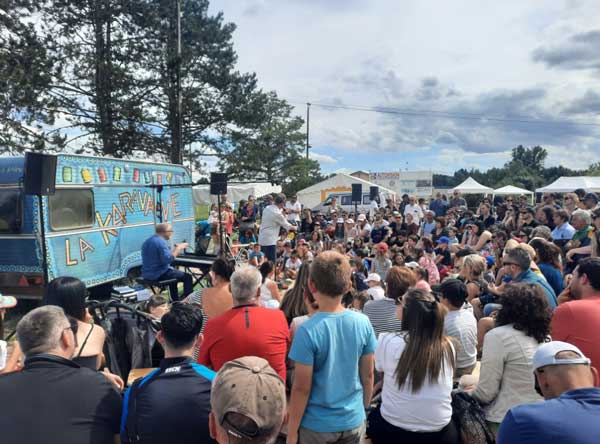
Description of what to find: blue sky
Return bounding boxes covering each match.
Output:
[208,0,600,175]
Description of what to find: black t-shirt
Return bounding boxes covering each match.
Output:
[0,354,122,444]
[122,357,213,444]
[435,248,452,266]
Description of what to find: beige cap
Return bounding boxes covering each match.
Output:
[211,356,286,441]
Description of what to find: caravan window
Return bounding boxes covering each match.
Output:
[0,189,22,233]
[341,195,352,206]
[49,189,94,231]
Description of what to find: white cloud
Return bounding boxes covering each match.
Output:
[209,0,600,171]
[309,151,338,164]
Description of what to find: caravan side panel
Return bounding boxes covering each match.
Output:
[44,156,194,288]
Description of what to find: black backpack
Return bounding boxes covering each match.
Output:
[451,391,496,444]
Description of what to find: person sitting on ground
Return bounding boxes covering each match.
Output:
[209,356,286,444]
[366,272,385,301]
[121,303,214,444]
[44,277,108,372]
[0,306,122,444]
[529,238,564,296]
[500,247,557,309]
[350,290,370,312]
[498,341,600,444]
[364,266,416,338]
[198,266,290,380]
[248,242,265,267]
[143,295,170,319]
[259,261,282,308]
[280,262,311,325]
[551,209,575,242]
[370,288,458,442]
[285,249,303,279]
[437,279,477,378]
[141,222,193,301]
[371,242,392,281]
[184,258,235,325]
[551,257,600,370]
[287,251,377,444]
[471,283,552,434]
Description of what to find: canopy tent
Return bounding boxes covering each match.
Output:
[296,173,396,209]
[493,185,533,195]
[192,182,281,206]
[536,176,600,193]
[450,177,493,194]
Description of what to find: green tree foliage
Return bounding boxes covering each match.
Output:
[0,0,61,152]
[217,91,323,194]
[433,145,589,190]
[1,0,272,165]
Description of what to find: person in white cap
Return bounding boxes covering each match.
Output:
[366,273,385,301]
[497,341,600,444]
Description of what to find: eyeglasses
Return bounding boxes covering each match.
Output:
[503,261,517,266]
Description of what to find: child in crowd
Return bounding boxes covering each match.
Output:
[366,273,385,301]
[248,243,265,267]
[287,251,377,444]
[447,227,459,246]
[285,250,303,279]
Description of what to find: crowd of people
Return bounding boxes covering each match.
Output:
[1,187,600,444]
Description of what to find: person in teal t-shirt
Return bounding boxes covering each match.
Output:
[287,251,377,444]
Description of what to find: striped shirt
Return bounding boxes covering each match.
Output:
[363,298,402,338]
[183,289,208,361]
[443,309,477,370]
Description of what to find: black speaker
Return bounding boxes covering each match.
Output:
[351,184,362,203]
[369,186,379,201]
[210,172,228,195]
[24,152,57,195]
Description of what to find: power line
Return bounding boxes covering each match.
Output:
[286,100,600,128]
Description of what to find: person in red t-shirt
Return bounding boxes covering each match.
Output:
[551,257,600,372]
[198,266,290,380]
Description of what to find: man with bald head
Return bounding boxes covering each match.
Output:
[142,223,192,301]
[498,341,600,444]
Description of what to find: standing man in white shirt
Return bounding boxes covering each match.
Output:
[285,194,302,226]
[259,194,297,263]
[369,196,379,219]
[403,195,424,225]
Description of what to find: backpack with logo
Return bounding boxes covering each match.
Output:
[451,391,496,444]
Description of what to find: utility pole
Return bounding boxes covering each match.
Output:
[306,102,311,160]
[176,0,183,164]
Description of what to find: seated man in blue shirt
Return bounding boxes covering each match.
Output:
[142,223,192,301]
[498,341,600,444]
[121,303,215,444]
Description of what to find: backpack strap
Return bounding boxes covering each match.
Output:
[120,369,160,443]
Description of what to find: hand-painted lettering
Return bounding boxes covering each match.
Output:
[65,239,78,266]
[79,238,95,261]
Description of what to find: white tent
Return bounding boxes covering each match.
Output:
[192,182,281,206]
[296,173,396,209]
[536,176,600,193]
[493,185,533,195]
[450,177,493,194]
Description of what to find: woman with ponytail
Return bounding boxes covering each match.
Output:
[370,288,457,443]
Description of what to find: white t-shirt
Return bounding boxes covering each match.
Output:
[285,201,302,223]
[375,333,454,432]
[404,204,424,225]
[367,286,385,301]
[369,200,379,218]
[444,309,477,370]
[285,258,303,271]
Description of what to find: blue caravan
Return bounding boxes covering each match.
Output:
[0,153,195,299]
